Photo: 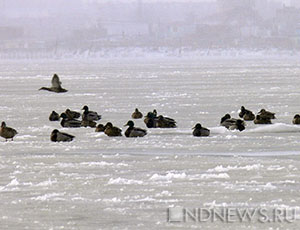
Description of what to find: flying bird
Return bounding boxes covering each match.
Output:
[39,74,68,93]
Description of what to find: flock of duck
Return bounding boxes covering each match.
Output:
[1,74,300,142]
[49,106,180,141]
[48,106,149,142]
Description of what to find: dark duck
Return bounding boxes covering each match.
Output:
[124,120,147,137]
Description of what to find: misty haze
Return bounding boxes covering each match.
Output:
[1,0,300,58]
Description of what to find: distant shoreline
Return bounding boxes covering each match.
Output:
[0,48,300,60]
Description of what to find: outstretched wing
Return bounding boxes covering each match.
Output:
[51,74,62,88]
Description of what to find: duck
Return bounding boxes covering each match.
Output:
[293,114,300,124]
[124,120,147,137]
[49,111,60,121]
[65,109,81,120]
[81,119,97,128]
[51,129,74,142]
[95,124,106,132]
[81,107,97,127]
[239,106,255,121]
[146,109,158,118]
[258,109,276,119]
[192,123,210,137]
[220,114,232,125]
[157,115,177,128]
[228,119,246,131]
[220,114,245,131]
[243,111,256,121]
[0,122,18,141]
[39,74,68,93]
[254,115,272,124]
[82,105,101,121]
[60,113,81,128]
[144,112,158,128]
[104,122,122,137]
[131,108,143,119]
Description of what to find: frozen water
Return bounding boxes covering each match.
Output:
[1,58,300,154]
[1,58,300,229]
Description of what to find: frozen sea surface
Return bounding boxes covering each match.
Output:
[1,58,300,229]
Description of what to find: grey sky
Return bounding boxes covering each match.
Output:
[83,0,292,6]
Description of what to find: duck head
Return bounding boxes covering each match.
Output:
[221,114,231,123]
[124,120,134,127]
[224,114,231,119]
[52,129,59,135]
[105,122,113,128]
[97,124,104,128]
[145,112,154,118]
[60,113,68,119]
[192,123,202,129]
[294,114,300,119]
[82,105,89,111]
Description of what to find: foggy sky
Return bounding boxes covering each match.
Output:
[0,0,299,52]
[83,0,289,4]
